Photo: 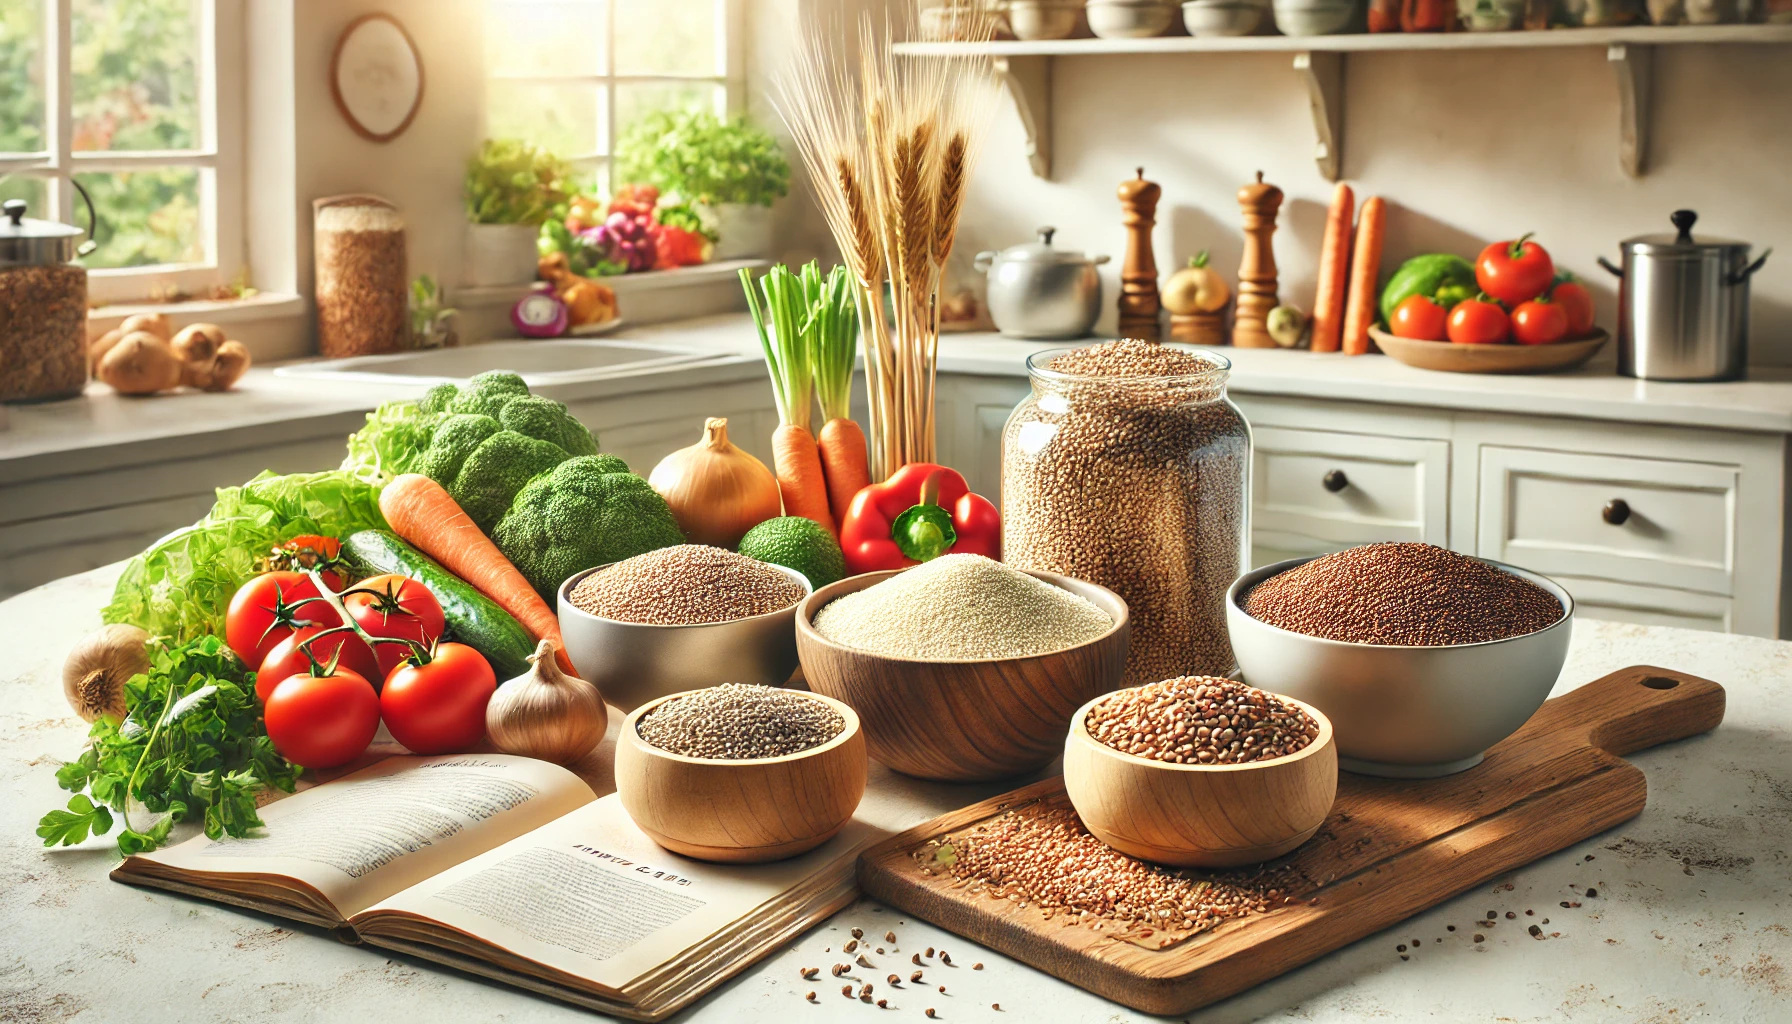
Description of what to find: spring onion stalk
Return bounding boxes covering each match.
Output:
[805,263,861,423]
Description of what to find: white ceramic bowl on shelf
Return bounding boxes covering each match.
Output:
[1272,0,1360,34]
[1086,0,1180,37]
[1182,0,1268,34]
[1006,0,1084,38]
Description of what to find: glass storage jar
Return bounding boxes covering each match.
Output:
[0,197,90,403]
[314,194,408,357]
[1001,345,1250,685]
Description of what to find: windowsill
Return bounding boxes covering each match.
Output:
[88,291,307,329]
[448,259,770,309]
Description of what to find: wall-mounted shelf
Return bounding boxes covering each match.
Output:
[894,25,1792,182]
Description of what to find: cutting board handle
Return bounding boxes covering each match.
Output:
[1527,665,1726,757]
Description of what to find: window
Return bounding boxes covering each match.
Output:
[483,0,742,193]
[0,0,242,304]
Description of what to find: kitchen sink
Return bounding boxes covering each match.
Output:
[273,338,727,386]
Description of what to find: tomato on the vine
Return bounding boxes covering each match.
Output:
[1550,276,1596,337]
[1511,297,1570,346]
[1390,294,1449,341]
[1476,233,1555,306]
[226,571,340,670]
[344,574,446,679]
[263,669,380,769]
[1448,296,1511,345]
[263,535,349,591]
[380,643,497,755]
[255,626,383,703]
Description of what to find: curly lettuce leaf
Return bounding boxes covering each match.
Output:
[341,399,437,486]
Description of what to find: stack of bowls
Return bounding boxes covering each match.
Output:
[1086,0,1181,37]
[1006,0,1085,38]
[1182,0,1268,34]
[1272,0,1361,34]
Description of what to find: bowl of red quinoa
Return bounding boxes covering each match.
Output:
[556,545,813,712]
[1225,543,1574,778]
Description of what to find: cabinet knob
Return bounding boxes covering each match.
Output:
[1603,498,1631,526]
[1322,469,1349,493]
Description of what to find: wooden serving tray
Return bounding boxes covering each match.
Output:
[857,666,1725,1016]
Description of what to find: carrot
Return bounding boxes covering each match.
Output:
[1311,183,1356,353]
[379,473,575,674]
[773,423,837,533]
[1342,196,1386,356]
[817,417,871,526]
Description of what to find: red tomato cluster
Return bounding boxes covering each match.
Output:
[225,570,495,769]
[1389,234,1599,347]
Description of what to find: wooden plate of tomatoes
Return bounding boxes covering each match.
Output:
[1369,326,1609,375]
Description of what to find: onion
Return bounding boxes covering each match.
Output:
[649,417,782,549]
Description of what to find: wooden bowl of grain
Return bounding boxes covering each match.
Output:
[616,686,867,863]
[795,562,1131,782]
[1063,680,1338,868]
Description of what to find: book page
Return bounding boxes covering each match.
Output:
[356,794,875,991]
[130,755,596,918]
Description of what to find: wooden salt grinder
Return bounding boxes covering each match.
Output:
[1233,170,1284,349]
[1117,167,1162,341]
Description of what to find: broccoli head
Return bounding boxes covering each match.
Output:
[499,394,600,457]
[446,371,532,418]
[414,413,501,484]
[419,382,460,415]
[414,373,599,453]
[452,431,573,533]
[493,455,685,599]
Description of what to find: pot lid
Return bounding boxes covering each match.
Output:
[1622,209,1751,255]
[991,227,1092,265]
[1,198,85,264]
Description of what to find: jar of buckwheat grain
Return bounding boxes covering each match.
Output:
[0,197,90,403]
[1001,339,1250,685]
[313,194,408,357]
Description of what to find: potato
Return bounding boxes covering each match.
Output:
[171,322,226,364]
[89,327,127,375]
[117,312,173,341]
[96,331,183,395]
[204,340,251,392]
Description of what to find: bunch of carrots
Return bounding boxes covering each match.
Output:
[741,263,869,537]
[1310,183,1386,356]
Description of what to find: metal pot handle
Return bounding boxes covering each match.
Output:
[973,251,996,272]
[1596,256,1624,279]
[1091,254,1111,266]
[70,178,98,257]
[1729,247,1772,286]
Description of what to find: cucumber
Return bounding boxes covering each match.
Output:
[341,529,534,679]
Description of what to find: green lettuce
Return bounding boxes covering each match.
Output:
[341,399,436,486]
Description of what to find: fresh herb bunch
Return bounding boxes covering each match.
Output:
[615,109,790,209]
[465,138,574,226]
[39,635,299,854]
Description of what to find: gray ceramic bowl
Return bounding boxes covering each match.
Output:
[557,561,811,713]
[1225,554,1573,778]
[1182,0,1266,35]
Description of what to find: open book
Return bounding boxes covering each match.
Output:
[112,754,874,1020]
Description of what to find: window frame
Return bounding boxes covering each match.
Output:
[0,0,244,305]
[482,0,745,189]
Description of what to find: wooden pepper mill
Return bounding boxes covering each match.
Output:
[1116,167,1162,341]
[1233,170,1284,349]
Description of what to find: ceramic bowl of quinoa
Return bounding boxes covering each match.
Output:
[1226,544,1574,779]
[557,545,813,713]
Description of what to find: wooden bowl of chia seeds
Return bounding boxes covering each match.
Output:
[616,686,867,863]
[1226,547,1575,779]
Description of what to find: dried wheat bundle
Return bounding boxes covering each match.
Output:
[772,7,997,479]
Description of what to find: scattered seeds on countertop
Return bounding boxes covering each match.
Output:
[972,963,983,971]
[910,971,923,983]
[885,931,897,942]
[852,928,864,939]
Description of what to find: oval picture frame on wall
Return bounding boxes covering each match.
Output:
[330,13,424,144]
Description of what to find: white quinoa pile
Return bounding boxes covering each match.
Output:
[811,554,1112,660]
[1086,676,1319,765]
[637,683,843,759]
[568,544,806,625]
[1243,542,1563,646]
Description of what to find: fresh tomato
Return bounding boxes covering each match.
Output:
[225,571,340,670]
[1390,294,1449,341]
[343,574,446,679]
[380,643,497,755]
[1511,297,1570,346]
[1475,233,1556,307]
[263,669,380,769]
[1447,296,1511,345]
[255,626,383,703]
[262,535,349,591]
[1550,276,1596,337]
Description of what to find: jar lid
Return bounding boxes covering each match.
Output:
[1622,209,1750,256]
[1,199,83,265]
[994,227,1092,265]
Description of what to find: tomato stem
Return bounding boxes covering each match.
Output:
[1509,232,1535,260]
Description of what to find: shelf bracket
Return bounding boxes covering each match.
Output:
[993,55,1052,180]
[1608,43,1653,178]
[1294,51,1344,183]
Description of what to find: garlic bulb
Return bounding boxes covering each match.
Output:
[648,417,782,549]
[63,624,150,722]
[485,640,606,765]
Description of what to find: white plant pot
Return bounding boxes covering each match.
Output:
[464,222,542,287]
[711,203,773,261]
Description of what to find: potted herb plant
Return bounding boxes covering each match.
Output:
[615,109,790,260]
[464,138,573,287]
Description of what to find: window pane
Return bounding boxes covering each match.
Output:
[487,82,603,158]
[71,0,201,153]
[0,0,46,153]
[616,82,722,141]
[487,0,606,77]
[615,0,717,77]
[76,168,203,268]
[0,173,49,217]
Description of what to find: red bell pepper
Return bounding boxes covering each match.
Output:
[840,463,1000,575]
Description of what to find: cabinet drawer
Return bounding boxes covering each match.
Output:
[1252,427,1450,549]
[1556,575,1732,632]
[1477,446,1738,596]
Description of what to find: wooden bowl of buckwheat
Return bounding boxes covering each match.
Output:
[1063,677,1337,868]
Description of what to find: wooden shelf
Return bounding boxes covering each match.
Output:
[895,25,1792,181]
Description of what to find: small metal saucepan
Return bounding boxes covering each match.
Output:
[974,227,1110,340]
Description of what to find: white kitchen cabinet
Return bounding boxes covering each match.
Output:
[934,374,1030,502]
[1250,425,1450,567]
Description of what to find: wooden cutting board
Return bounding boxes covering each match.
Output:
[857,665,1725,1016]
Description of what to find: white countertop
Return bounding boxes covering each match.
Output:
[3,565,1789,1023]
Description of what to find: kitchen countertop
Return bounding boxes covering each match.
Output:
[3,565,1789,1023]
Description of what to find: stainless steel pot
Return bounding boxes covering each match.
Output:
[974,227,1110,340]
[1599,209,1770,382]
